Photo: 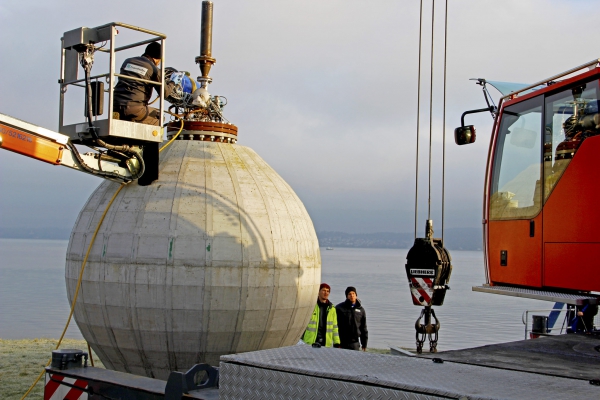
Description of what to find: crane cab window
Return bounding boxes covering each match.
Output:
[490,96,543,220]
[543,80,600,201]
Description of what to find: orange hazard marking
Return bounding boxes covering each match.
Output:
[0,123,63,165]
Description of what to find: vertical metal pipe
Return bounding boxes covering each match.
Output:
[196,1,216,82]
[59,37,65,131]
[108,25,116,128]
[201,1,213,57]
[160,38,165,131]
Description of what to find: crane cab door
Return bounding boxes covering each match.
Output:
[487,96,544,287]
[541,79,600,292]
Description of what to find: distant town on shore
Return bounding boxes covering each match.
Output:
[0,227,483,251]
[317,228,482,251]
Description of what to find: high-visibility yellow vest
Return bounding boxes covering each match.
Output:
[302,302,340,347]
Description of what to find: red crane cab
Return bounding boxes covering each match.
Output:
[457,59,600,299]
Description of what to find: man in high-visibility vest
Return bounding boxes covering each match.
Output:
[302,283,341,347]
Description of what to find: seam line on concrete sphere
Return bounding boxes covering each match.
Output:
[217,142,248,354]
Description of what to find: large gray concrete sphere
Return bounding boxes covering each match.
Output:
[65,139,321,379]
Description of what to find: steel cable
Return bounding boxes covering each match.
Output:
[442,0,448,244]
[414,0,424,239]
[427,0,435,221]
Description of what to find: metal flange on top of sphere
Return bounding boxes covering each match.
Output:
[405,0,453,354]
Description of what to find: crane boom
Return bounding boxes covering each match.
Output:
[0,112,135,182]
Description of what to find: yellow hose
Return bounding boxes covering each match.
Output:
[159,119,184,153]
[21,117,181,398]
[21,184,125,399]
[87,342,95,367]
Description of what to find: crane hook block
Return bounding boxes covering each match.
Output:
[405,220,453,307]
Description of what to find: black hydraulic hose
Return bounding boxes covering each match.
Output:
[83,65,99,140]
[78,46,146,182]
[68,142,127,181]
[67,142,145,182]
[95,138,134,153]
[94,139,146,180]
[95,141,146,181]
[79,73,146,181]
[126,150,145,181]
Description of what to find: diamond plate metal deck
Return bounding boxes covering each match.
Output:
[220,363,445,400]
[472,285,599,305]
[419,334,600,381]
[220,344,599,400]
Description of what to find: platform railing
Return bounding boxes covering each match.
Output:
[522,307,598,339]
[58,22,167,142]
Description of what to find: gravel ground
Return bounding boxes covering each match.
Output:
[0,338,103,400]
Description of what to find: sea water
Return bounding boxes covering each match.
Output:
[320,247,550,350]
[0,239,551,350]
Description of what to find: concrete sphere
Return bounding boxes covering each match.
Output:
[65,139,321,379]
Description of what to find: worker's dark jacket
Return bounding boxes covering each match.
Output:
[571,304,598,332]
[113,56,171,105]
[335,299,368,348]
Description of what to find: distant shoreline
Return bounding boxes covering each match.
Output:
[0,228,483,251]
[317,229,482,251]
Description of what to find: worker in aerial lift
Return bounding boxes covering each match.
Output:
[336,286,368,351]
[113,42,174,125]
[302,283,341,348]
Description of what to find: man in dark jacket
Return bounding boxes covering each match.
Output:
[113,42,173,126]
[336,286,368,351]
[570,304,598,333]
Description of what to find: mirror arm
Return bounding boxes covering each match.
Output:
[482,88,497,118]
[461,106,496,127]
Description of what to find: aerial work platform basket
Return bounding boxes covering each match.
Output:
[58,22,167,145]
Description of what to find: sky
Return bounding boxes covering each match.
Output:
[0,0,597,237]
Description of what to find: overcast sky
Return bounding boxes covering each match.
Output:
[0,0,596,236]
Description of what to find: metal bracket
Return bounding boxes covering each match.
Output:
[164,363,219,400]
